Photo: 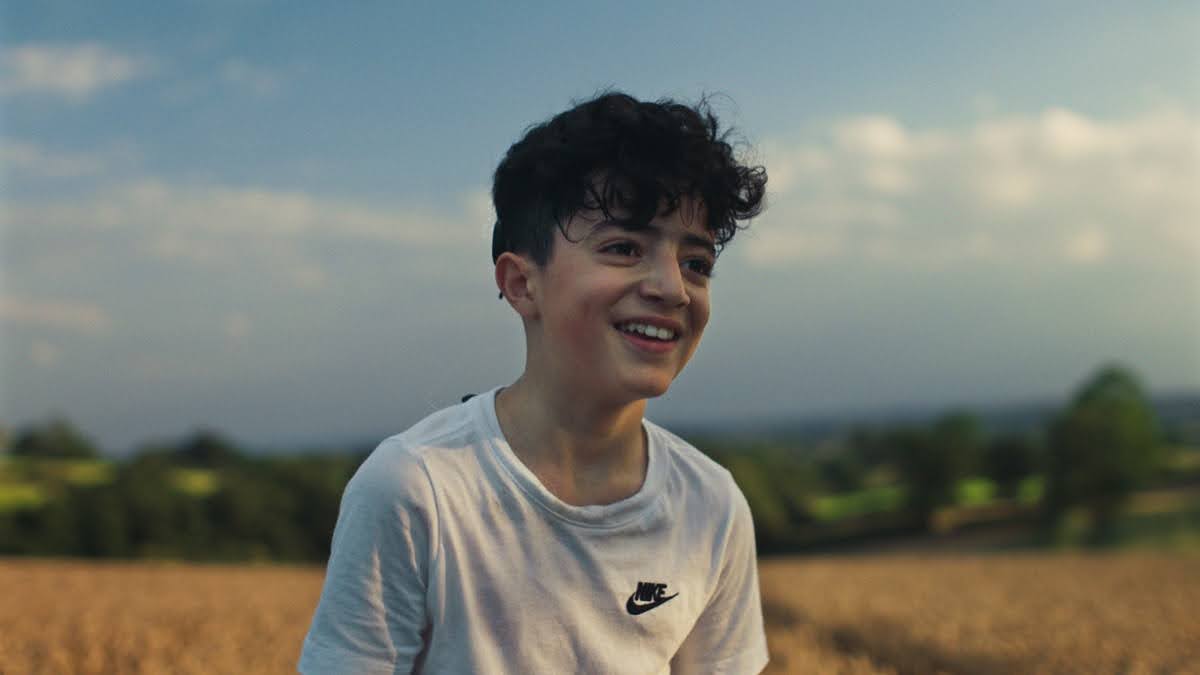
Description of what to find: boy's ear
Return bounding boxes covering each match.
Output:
[495,251,540,319]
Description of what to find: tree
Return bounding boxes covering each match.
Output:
[206,465,305,561]
[894,411,983,530]
[723,456,793,551]
[11,417,100,458]
[1044,365,1161,544]
[176,429,244,467]
[116,452,184,556]
[846,425,894,469]
[71,484,132,558]
[268,456,357,561]
[984,434,1041,499]
[819,452,867,494]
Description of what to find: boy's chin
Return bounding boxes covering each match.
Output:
[620,377,674,401]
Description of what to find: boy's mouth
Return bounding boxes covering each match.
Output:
[614,321,679,342]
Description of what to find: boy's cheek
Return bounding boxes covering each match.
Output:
[552,310,607,361]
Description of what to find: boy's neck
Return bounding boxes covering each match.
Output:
[494,376,649,507]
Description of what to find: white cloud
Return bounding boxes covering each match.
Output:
[970,160,1039,208]
[744,228,845,265]
[1,179,489,294]
[833,115,949,160]
[758,144,828,194]
[862,162,914,195]
[0,295,113,335]
[1039,108,1107,159]
[462,188,496,242]
[0,140,105,178]
[0,43,148,100]
[755,106,1200,267]
[834,116,913,158]
[1063,228,1110,264]
[6,179,476,245]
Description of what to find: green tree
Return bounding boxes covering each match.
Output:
[11,417,100,458]
[724,455,792,551]
[176,429,244,467]
[116,452,185,556]
[16,497,79,554]
[1044,365,1161,544]
[984,434,1041,499]
[71,484,132,558]
[819,452,867,494]
[894,411,983,529]
[205,460,315,561]
[268,456,357,561]
[845,425,893,469]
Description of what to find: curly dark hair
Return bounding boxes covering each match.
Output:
[490,91,767,267]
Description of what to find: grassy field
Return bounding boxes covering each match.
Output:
[1,553,1196,674]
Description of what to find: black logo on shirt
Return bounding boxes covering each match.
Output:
[626,581,678,615]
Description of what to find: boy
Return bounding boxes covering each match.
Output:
[299,91,769,674]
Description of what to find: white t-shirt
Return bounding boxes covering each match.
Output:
[299,387,769,674]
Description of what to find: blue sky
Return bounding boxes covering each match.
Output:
[2,2,1198,454]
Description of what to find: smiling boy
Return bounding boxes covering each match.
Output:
[300,92,769,674]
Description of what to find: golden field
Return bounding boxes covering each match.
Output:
[757,554,1199,674]
[1,554,1197,674]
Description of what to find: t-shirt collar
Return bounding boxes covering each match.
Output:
[473,386,665,529]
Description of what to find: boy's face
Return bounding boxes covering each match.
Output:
[525,198,715,405]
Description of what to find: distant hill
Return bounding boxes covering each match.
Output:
[666,391,1200,447]
[236,391,1199,459]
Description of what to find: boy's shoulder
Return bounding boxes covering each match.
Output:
[386,397,480,453]
[347,398,482,500]
[645,419,742,505]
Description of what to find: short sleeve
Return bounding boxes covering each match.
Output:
[670,482,769,675]
[298,442,439,675]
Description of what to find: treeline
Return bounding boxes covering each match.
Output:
[0,364,1191,562]
[0,431,365,563]
[705,365,1182,551]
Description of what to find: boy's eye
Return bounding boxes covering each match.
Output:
[685,258,715,278]
[602,242,639,257]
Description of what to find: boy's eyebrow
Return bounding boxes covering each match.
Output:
[682,232,718,257]
[594,220,717,257]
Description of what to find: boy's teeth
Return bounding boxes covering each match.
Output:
[619,322,675,340]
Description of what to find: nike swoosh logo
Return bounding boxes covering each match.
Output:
[626,591,678,615]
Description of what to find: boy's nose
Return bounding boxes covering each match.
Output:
[639,253,689,307]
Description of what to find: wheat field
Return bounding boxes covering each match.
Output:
[1,554,1197,674]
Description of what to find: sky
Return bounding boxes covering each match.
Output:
[2,2,1198,455]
